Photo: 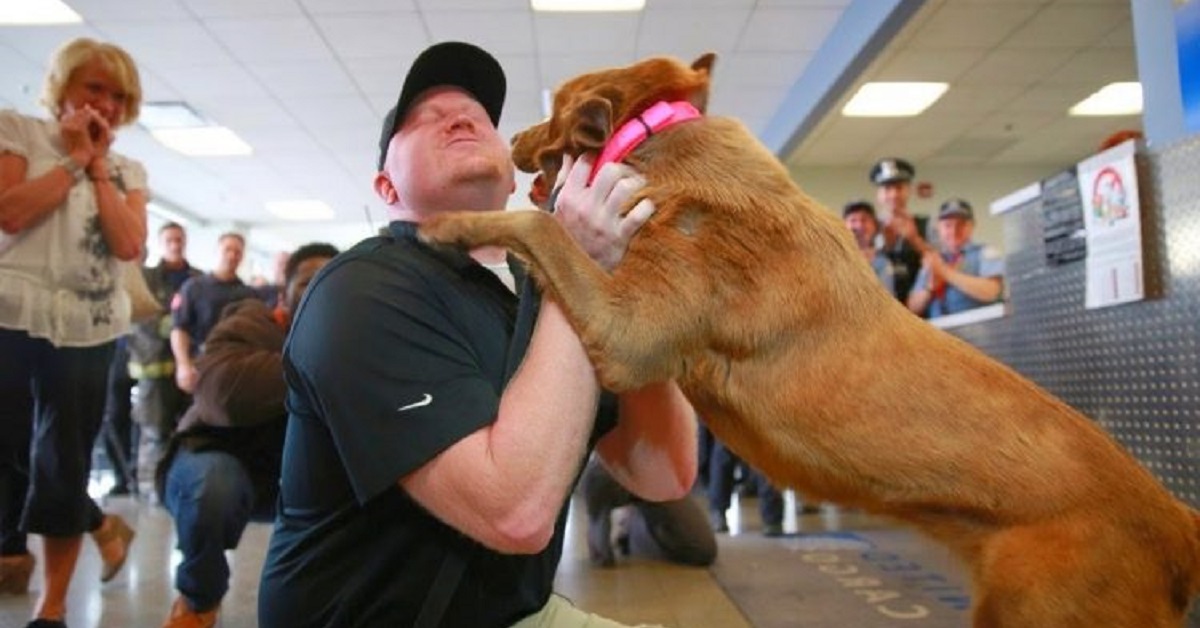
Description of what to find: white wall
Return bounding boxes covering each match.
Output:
[786,164,1057,254]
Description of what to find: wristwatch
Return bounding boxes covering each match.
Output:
[59,157,86,184]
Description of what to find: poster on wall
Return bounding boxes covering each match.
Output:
[1077,139,1144,309]
[1177,0,1200,133]
[1040,169,1087,266]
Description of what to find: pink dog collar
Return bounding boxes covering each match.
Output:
[588,100,701,185]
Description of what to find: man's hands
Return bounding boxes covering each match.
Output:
[552,154,656,271]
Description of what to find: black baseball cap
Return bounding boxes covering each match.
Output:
[376,41,506,170]
[938,197,974,221]
[869,158,915,186]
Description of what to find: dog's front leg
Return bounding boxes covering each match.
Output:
[420,210,654,391]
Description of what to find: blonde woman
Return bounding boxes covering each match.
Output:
[0,37,146,628]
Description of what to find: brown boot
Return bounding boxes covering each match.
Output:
[162,596,219,628]
[91,514,135,582]
[0,553,35,594]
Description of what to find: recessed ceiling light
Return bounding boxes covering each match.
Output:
[150,127,253,156]
[139,102,207,129]
[841,82,949,117]
[265,200,335,221]
[531,0,644,11]
[0,0,81,24]
[1069,82,1143,116]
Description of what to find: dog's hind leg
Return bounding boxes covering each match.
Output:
[420,210,695,390]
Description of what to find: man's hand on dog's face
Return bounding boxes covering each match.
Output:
[553,153,657,272]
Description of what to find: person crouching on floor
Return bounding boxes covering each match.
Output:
[155,242,338,628]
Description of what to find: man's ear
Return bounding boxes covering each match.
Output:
[373,172,398,205]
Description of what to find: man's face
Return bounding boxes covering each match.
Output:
[937,216,973,252]
[875,181,911,218]
[381,87,514,209]
[285,256,332,313]
[216,236,244,275]
[159,226,186,263]
[844,210,878,248]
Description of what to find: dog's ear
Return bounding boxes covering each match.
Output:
[687,52,717,114]
[568,94,615,152]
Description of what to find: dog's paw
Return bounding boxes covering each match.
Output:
[418,213,477,248]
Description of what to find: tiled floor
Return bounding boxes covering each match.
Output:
[1,482,971,628]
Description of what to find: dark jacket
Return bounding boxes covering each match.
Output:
[127,261,201,377]
[155,299,288,500]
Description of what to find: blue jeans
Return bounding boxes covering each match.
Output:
[164,448,276,611]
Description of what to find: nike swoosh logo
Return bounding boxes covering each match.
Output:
[397,393,433,412]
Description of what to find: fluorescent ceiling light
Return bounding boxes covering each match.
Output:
[265,200,335,221]
[0,0,81,24]
[150,127,252,156]
[1069,82,1143,116]
[531,0,644,11]
[841,82,949,117]
[139,102,207,129]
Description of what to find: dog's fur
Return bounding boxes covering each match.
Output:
[419,54,1200,627]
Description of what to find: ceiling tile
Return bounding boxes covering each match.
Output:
[872,48,987,82]
[1041,48,1137,86]
[717,51,813,88]
[181,0,302,18]
[98,20,235,71]
[73,0,191,21]
[907,4,1042,49]
[739,7,841,52]
[247,58,359,98]
[925,83,1027,115]
[284,96,377,131]
[636,8,750,58]
[192,95,296,130]
[533,13,639,54]
[709,86,786,124]
[415,0,528,8]
[538,52,635,89]
[1095,20,1135,49]
[956,48,1076,86]
[312,13,427,60]
[971,109,1062,137]
[301,0,418,13]
[423,10,537,55]
[1003,3,1129,49]
[205,16,332,63]
[1002,84,1096,112]
[162,63,269,100]
[0,24,101,65]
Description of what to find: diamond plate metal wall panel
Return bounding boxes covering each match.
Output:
[950,134,1200,512]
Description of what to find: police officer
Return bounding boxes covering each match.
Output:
[905,198,1005,318]
[869,157,930,306]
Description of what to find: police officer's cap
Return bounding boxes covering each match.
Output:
[869,158,915,186]
[938,197,974,221]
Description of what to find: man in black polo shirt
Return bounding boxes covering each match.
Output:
[258,41,697,628]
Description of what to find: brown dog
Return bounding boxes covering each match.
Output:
[419,54,1200,627]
